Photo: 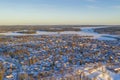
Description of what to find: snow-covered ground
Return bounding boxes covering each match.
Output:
[107,70,120,80]
[0,26,119,40]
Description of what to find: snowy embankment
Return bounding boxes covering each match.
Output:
[0,26,119,40]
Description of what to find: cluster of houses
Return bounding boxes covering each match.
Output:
[0,34,119,80]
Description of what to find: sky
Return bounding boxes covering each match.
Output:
[0,0,120,25]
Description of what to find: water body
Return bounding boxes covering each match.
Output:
[0,26,119,40]
[80,27,118,40]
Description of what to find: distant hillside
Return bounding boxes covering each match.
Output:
[94,26,120,35]
[0,25,105,33]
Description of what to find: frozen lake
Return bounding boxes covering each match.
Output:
[0,26,119,40]
[80,27,118,40]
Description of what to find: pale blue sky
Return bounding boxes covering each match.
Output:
[0,0,120,25]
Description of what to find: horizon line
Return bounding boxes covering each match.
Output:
[0,24,120,26]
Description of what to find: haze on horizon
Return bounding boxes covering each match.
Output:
[0,0,120,25]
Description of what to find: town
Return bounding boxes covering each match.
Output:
[0,0,120,79]
[0,33,119,80]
